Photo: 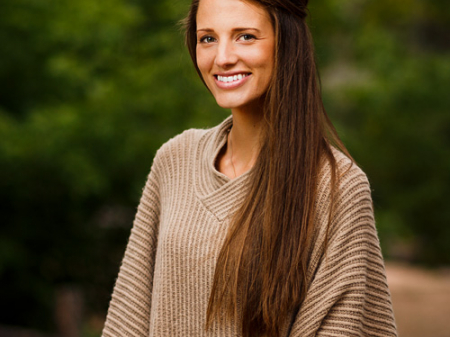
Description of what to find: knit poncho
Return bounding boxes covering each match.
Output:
[102,117,397,337]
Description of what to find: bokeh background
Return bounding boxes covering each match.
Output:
[0,0,449,336]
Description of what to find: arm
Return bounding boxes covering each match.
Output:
[289,162,397,337]
[102,163,161,337]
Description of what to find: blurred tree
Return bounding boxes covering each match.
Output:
[0,0,223,331]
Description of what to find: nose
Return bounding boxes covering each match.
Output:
[215,40,238,69]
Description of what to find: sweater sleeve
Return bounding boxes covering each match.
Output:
[102,157,161,337]
[288,161,397,337]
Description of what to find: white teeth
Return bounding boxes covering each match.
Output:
[217,74,248,83]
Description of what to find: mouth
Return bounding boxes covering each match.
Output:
[214,73,251,83]
[213,72,252,89]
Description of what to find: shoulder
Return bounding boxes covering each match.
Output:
[150,117,231,177]
[153,116,232,166]
[317,147,373,222]
[157,128,206,158]
[149,128,207,175]
[318,147,375,240]
[318,147,371,198]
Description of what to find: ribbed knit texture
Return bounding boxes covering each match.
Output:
[102,116,397,337]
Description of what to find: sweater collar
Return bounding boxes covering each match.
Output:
[194,116,251,222]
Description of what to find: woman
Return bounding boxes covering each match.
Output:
[102,0,397,336]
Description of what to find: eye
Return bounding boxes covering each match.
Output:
[199,36,216,44]
[238,34,257,42]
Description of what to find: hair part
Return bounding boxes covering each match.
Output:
[183,1,351,336]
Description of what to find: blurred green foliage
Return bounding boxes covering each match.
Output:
[0,0,449,333]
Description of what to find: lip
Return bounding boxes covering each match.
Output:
[214,72,252,90]
[215,71,251,76]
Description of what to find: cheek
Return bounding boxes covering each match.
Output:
[262,53,275,83]
[261,44,275,73]
[196,48,212,77]
[248,45,275,75]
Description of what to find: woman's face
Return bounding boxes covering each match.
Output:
[196,0,275,113]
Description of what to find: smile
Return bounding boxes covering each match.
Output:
[216,73,250,83]
[214,73,251,89]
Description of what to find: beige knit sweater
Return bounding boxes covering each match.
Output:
[102,116,397,337]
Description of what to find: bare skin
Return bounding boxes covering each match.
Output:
[217,109,262,178]
[195,0,275,178]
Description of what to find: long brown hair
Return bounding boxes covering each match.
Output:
[184,1,351,336]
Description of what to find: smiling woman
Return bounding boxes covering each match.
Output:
[101,0,398,336]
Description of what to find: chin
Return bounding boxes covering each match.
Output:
[213,97,240,109]
[216,101,246,110]
[214,94,264,112]
[215,101,238,109]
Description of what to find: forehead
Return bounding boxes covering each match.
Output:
[196,0,271,30]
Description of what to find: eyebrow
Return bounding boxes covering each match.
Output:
[196,27,262,34]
